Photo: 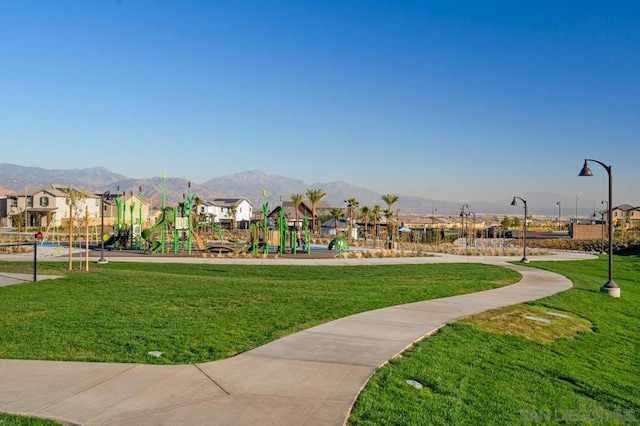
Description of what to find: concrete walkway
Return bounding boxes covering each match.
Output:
[0,252,595,425]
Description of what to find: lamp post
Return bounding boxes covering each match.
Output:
[431,206,437,228]
[431,206,438,246]
[575,192,584,224]
[24,184,29,235]
[601,200,608,255]
[510,196,529,263]
[556,201,561,231]
[460,203,469,247]
[98,191,111,264]
[579,159,619,297]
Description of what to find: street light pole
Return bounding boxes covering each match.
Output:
[575,192,584,224]
[98,191,110,264]
[601,200,608,255]
[579,159,619,297]
[511,196,529,263]
[556,201,561,231]
[460,203,468,247]
[431,206,438,246]
[24,184,28,236]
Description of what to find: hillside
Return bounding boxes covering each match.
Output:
[0,163,588,216]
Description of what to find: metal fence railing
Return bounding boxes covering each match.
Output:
[0,242,37,285]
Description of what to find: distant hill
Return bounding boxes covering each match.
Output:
[1,164,127,191]
[0,163,600,216]
[202,170,308,205]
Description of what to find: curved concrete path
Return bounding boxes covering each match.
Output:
[0,252,595,425]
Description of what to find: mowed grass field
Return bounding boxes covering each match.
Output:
[0,261,518,364]
[349,256,639,425]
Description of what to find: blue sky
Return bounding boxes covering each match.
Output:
[1,1,638,204]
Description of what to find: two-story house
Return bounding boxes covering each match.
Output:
[101,193,151,228]
[198,197,253,230]
[2,185,101,228]
[611,204,640,229]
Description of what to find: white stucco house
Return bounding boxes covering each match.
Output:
[198,197,253,229]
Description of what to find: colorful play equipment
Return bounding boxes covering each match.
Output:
[112,179,313,256]
[328,236,349,254]
[249,191,311,255]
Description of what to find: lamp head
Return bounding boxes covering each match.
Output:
[579,160,593,177]
[510,197,517,206]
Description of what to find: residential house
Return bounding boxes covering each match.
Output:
[611,204,639,229]
[267,200,333,230]
[266,201,313,230]
[320,216,352,237]
[198,198,253,229]
[1,185,101,228]
[101,193,151,228]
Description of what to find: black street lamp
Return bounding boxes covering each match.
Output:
[600,200,608,255]
[556,201,561,231]
[510,196,529,263]
[460,203,469,247]
[98,191,111,264]
[579,159,620,297]
[575,192,584,224]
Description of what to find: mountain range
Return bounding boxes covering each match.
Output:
[0,163,600,217]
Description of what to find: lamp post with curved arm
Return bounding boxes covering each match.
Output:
[460,203,469,247]
[579,159,619,297]
[24,184,29,236]
[575,192,584,224]
[510,196,529,263]
[600,200,608,255]
[98,191,111,264]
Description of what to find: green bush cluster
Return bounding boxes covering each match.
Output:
[525,238,638,253]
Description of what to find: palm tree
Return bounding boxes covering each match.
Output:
[290,193,304,230]
[359,206,371,241]
[381,194,399,214]
[381,194,399,245]
[371,205,382,243]
[193,196,204,224]
[229,202,238,235]
[329,208,345,235]
[384,208,395,246]
[344,198,359,242]
[306,188,327,233]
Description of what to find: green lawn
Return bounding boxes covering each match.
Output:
[0,413,60,426]
[349,255,639,425]
[0,261,518,364]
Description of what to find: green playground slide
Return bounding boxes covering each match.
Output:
[141,208,175,253]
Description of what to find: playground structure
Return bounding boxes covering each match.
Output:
[7,179,321,261]
[328,237,349,254]
[249,194,311,256]
[139,205,227,254]
[106,179,313,256]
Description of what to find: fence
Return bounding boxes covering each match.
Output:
[0,242,37,285]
